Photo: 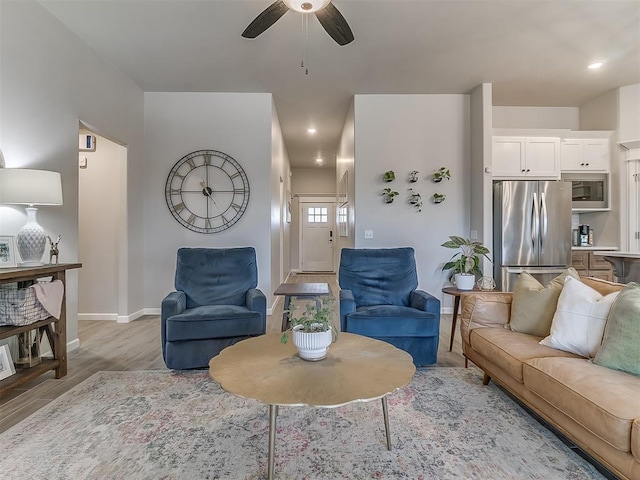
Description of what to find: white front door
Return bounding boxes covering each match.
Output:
[301,202,335,272]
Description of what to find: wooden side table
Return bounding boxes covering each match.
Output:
[273,282,330,331]
[442,286,478,352]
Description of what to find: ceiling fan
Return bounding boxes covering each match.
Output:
[242,0,354,46]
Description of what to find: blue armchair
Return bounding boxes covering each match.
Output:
[161,247,266,369]
[338,247,440,365]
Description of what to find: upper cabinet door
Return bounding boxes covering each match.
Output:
[561,138,610,172]
[493,137,526,177]
[582,139,610,171]
[524,137,560,178]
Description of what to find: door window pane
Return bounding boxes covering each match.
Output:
[307,207,328,223]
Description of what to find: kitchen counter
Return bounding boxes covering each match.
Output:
[572,246,618,251]
[592,251,640,283]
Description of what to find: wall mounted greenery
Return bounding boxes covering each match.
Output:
[383,170,396,182]
[382,187,399,203]
[408,170,419,183]
[433,167,451,183]
[408,188,423,212]
[432,193,446,204]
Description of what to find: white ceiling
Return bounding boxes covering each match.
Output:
[39,0,640,168]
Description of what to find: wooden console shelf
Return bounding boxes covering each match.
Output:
[0,263,81,396]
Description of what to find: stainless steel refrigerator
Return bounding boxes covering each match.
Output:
[493,180,572,291]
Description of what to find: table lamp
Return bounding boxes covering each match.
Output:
[0,168,63,266]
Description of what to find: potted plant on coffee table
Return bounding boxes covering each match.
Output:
[281,296,337,361]
[441,235,491,290]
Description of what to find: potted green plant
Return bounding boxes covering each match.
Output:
[382,187,399,203]
[408,170,419,183]
[281,296,337,361]
[441,235,491,290]
[432,192,446,204]
[383,170,396,182]
[433,167,451,183]
[408,188,423,212]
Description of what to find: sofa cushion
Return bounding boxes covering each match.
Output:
[509,268,579,337]
[632,419,640,463]
[345,305,439,337]
[540,276,620,358]
[524,357,640,452]
[593,282,640,376]
[580,276,625,296]
[165,305,263,341]
[470,328,579,383]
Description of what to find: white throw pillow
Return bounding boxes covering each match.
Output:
[540,276,620,357]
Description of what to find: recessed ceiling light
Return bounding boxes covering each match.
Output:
[588,61,604,69]
[307,128,317,134]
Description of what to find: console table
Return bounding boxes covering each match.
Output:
[0,263,81,395]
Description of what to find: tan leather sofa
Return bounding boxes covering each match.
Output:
[459,277,640,480]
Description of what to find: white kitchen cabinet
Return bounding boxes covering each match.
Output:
[492,136,560,179]
[561,138,610,171]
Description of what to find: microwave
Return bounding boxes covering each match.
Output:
[561,173,608,210]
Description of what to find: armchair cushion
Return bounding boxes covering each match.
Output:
[338,247,417,306]
[165,305,264,341]
[344,306,439,337]
[175,247,258,308]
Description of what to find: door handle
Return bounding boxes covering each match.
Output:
[540,192,548,253]
[329,230,333,242]
[531,192,538,249]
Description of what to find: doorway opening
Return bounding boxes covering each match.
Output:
[77,123,128,321]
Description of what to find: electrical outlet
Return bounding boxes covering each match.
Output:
[364,230,374,239]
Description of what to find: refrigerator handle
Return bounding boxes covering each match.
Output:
[531,191,539,249]
[540,191,548,253]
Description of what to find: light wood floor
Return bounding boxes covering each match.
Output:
[0,273,470,433]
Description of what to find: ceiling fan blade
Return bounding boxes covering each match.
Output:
[315,3,354,46]
[242,0,289,39]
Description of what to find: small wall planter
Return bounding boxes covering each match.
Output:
[433,167,451,183]
[383,170,396,182]
[408,171,419,183]
[408,188,423,212]
[432,193,446,204]
[382,187,399,203]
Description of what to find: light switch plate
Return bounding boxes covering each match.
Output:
[364,229,374,239]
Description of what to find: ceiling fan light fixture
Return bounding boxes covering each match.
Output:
[283,0,331,13]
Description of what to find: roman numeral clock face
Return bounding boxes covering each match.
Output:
[165,150,250,233]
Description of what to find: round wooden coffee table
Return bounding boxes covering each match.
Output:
[209,332,415,480]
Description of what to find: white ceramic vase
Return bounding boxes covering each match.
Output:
[292,325,333,361]
[455,273,475,291]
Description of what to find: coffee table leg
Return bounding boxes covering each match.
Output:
[268,405,277,480]
[381,397,392,450]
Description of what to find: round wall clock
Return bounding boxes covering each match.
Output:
[165,149,250,233]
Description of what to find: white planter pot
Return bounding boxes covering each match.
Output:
[292,325,333,361]
[455,273,475,291]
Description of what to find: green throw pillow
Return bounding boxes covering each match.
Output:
[509,268,580,337]
[593,283,640,376]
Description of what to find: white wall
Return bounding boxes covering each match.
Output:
[470,84,493,275]
[142,92,275,310]
[0,0,145,346]
[353,94,470,302]
[335,100,356,265]
[270,101,291,303]
[78,130,126,319]
[493,106,579,129]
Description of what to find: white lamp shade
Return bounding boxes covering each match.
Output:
[0,168,63,205]
[283,0,331,13]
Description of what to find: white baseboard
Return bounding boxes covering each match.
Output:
[117,309,153,323]
[41,337,80,357]
[78,313,118,321]
[442,307,453,315]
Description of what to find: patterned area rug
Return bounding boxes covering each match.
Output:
[0,368,603,479]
